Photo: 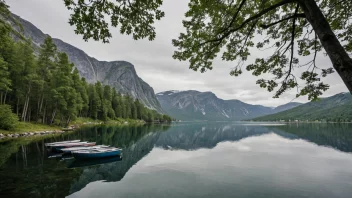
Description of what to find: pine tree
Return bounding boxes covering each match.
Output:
[37,36,57,123]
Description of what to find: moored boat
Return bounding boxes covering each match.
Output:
[72,148,122,159]
[45,140,80,146]
[49,142,96,151]
[61,145,110,153]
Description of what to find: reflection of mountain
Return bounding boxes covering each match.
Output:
[269,123,352,153]
[156,123,352,154]
[155,123,272,150]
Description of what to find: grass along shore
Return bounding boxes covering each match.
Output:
[0,122,61,135]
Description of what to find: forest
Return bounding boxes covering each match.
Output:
[0,20,172,130]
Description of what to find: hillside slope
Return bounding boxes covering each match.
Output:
[253,93,352,122]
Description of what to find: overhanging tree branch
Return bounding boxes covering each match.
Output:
[260,13,305,29]
[200,0,295,46]
[275,3,299,98]
[218,0,247,34]
[287,4,299,80]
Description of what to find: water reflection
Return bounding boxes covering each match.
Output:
[67,156,122,169]
[0,122,352,198]
[0,124,169,198]
[73,132,352,198]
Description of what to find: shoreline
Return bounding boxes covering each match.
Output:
[0,119,147,139]
[248,121,352,124]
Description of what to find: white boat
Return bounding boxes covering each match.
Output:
[45,140,80,146]
[48,141,88,146]
[61,145,110,153]
[49,142,96,151]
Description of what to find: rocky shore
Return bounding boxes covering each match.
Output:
[0,130,65,139]
[0,125,77,139]
[0,120,143,139]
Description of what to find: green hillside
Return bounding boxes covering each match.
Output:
[252,93,352,122]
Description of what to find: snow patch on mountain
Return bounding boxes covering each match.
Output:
[221,110,230,118]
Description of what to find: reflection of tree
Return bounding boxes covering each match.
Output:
[0,124,170,198]
[269,123,352,153]
[0,142,83,198]
[0,135,61,167]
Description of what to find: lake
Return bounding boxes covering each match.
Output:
[1,122,352,198]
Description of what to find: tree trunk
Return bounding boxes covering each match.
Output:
[298,0,352,92]
[21,97,27,122]
[22,86,31,122]
[39,94,44,114]
[28,105,31,122]
[66,115,71,127]
[16,98,19,116]
[25,97,30,122]
[43,101,47,124]
[50,106,57,125]
[3,90,7,104]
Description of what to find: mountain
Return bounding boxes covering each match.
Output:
[156,90,301,121]
[4,13,163,112]
[272,102,302,112]
[253,92,352,122]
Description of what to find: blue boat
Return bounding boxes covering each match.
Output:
[71,148,122,159]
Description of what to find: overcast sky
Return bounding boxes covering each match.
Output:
[7,0,349,107]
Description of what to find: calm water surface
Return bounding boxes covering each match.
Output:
[1,122,352,198]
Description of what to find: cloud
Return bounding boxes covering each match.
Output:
[7,0,349,107]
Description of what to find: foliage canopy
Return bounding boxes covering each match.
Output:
[62,0,352,100]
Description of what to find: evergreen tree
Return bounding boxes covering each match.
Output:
[37,36,57,123]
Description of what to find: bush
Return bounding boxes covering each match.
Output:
[0,104,19,130]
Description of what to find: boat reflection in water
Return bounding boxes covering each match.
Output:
[67,156,122,169]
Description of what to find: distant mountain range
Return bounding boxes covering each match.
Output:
[156,90,302,121]
[4,13,163,112]
[253,92,352,122]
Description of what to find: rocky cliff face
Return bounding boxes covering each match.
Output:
[157,90,301,121]
[7,14,163,112]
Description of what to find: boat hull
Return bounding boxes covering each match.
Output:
[72,150,121,159]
